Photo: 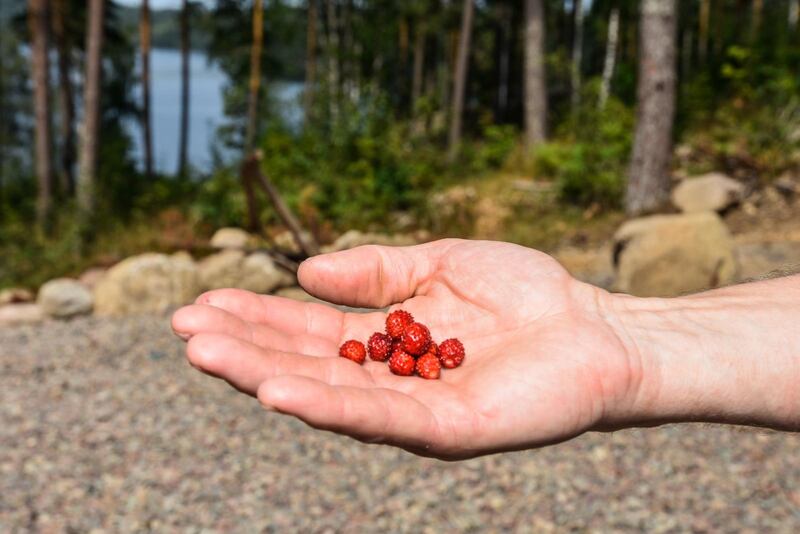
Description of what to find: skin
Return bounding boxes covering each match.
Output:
[172,239,800,460]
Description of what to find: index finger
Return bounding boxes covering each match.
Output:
[196,288,385,344]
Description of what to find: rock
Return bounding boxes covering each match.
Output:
[735,241,800,281]
[321,230,419,254]
[94,253,201,316]
[78,268,107,290]
[0,288,34,305]
[273,230,314,255]
[0,303,44,325]
[773,172,799,198]
[671,173,745,213]
[613,212,737,297]
[37,278,93,318]
[209,227,252,250]
[199,250,293,294]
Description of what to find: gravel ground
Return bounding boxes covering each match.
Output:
[2,314,800,533]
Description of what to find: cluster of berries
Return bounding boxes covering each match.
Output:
[338,310,465,380]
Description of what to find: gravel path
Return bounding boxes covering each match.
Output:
[2,315,800,533]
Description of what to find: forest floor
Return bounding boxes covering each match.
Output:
[3,314,800,532]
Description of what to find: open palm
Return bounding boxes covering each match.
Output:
[172,239,638,459]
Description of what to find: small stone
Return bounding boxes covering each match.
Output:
[37,278,93,318]
[0,288,34,305]
[209,227,252,250]
[671,172,745,213]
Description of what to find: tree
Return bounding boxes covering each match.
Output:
[570,0,584,111]
[447,0,474,162]
[791,0,799,32]
[599,6,620,109]
[177,0,190,177]
[28,0,54,230]
[78,0,104,218]
[626,0,677,216]
[52,0,76,196]
[523,0,547,149]
[140,0,153,179]
[245,0,264,153]
[304,0,318,116]
[698,0,710,64]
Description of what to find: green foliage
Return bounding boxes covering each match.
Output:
[534,92,634,208]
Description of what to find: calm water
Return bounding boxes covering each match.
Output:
[127,48,303,174]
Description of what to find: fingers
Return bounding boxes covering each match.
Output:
[297,240,460,308]
[257,375,444,449]
[194,288,346,341]
[186,333,373,395]
[172,304,335,357]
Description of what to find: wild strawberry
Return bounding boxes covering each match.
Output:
[421,341,438,359]
[386,309,414,339]
[438,338,465,369]
[388,348,416,376]
[415,352,441,380]
[367,332,392,362]
[401,322,432,356]
[339,340,366,364]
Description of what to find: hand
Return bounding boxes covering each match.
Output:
[172,239,641,459]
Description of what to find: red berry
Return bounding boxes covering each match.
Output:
[386,310,414,339]
[367,332,392,362]
[415,353,441,380]
[422,341,438,359]
[438,338,465,369]
[388,348,416,376]
[339,340,366,364]
[401,322,432,356]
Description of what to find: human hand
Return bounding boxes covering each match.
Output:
[172,239,645,459]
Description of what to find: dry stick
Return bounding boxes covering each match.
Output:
[242,153,321,258]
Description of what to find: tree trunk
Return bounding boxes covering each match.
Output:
[698,0,710,64]
[599,7,620,109]
[570,0,584,111]
[751,0,763,43]
[447,0,474,162]
[78,0,104,218]
[140,0,153,179]
[791,0,800,32]
[304,0,318,117]
[325,0,339,107]
[496,5,511,121]
[177,0,190,177]
[523,0,547,149]
[245,0,264,152]
[52,0,75,197]
[626,0,677,216]
[411,23,425,112]
[28,0,53,230]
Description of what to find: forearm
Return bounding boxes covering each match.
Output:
[605,275,800,430]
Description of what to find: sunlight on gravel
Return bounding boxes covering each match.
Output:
[2,315,799,532]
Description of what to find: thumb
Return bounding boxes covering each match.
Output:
[297,240,456,308]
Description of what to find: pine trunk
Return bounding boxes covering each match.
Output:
[791,0,800,31]
[523,0,547,149]
[245,0,264,153]
[599,7,620,109]
[626,0,677,216]
[78,0,104,217]
[447,0,474,162]
[411,24,425,111]
[304,0,318,117]
[570,0,584,111]
[52,0,75,197]
[28,0,53,229]
[698,0,710,63]
[140,0,153,179]
[177,0,190,177]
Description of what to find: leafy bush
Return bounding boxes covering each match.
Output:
[534,94,634,208]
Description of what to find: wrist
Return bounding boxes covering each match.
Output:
[599,278,800,430]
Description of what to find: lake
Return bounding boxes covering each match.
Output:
[126,48,303,174]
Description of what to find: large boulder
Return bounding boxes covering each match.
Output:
[671,173,745,213]
[37,278,93,318]
[0,303,44,326]
[209,227,253,250]
[198,250,294,293]
[613,212,737,297]
[94,252,201,316]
